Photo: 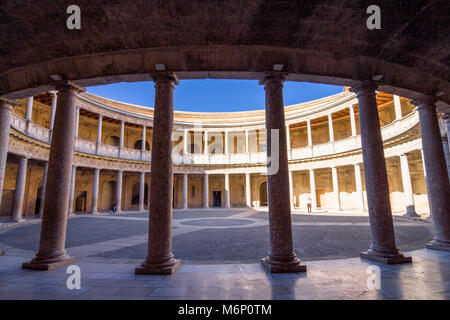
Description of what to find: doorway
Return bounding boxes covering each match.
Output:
[259,181,268,206]
[213,191,221,207]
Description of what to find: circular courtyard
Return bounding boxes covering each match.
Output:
[0,209,433,264]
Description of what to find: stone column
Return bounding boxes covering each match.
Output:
[203,173,209,208]
[116,171,123,212]
[351,82,410,264]
[25,97,33,121]
[399,154,419,217]
[224,131,229,154]
[309,169,317,211]
[23,81,84,271]
[142,125,147,151]
[224,173,230,208]
[245,129,249,153]
[136,72,180,274]
[0,98,17,210]
[10,156,28,222]
[288,170,294,209]
[204,131,208,154]
[96,115,102,152]
[245,173,251,207]
[68,166,76,216]
[119,121,125,148]
[91,168,100,214]
[49,91,58,142]
[306,119,312,146]
[393,95,403,121]
[413,96,450,251]
[139,172,145,211]
[328,114,334,142]
[260,73,306,273]
[331,167,341,211]
[182,173,188,209]
[354,164,365,211]
[286,124,291,150]
[74,107,80,138]
[39,162,49,217]
[183,129,188,154]
[349,106,357,136]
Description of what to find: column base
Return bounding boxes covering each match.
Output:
[426,240,450,252]
[135,258,181,275]
[403,211,420,218]
[9,218,24,223]
[360,250,412,265]
[261,255,307,273]
[22,254,76,271]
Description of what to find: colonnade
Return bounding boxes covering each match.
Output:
[0,74,448,273]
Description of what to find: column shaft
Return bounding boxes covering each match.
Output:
[309,169,317,211]
[68,166,76,215]
[139,172,145,211]
[119,121,125,148]
[399,154,419,217]
[23,81,84,270]
[354,164,365,211]
[349,106,357,136]
[393,95,402,120]
[245,173,251,207]
[203,174,209,208]
[204,131,208,154]
[142,126,146,151]
[116,171,123,212]
[182,173,188,209]
[25,97,33,121]
[328,114,334,142]
[136,73,180,274]
[351,82,410,264]
[91,168,100,214]
[74,108,79,138]
[414,96,450,251]
[307,120,312,146]
[260,73,305,273]
[11,157,28,222]
[49,92,57,141]
[224,173,230,208]
[39,162,49,217]
[224,131,229,154]
[331,167,340,210]
[183,129,188,154]
[0,98,16,210]
[245,130,249,153]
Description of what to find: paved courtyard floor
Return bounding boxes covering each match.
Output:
[0,209,448,299]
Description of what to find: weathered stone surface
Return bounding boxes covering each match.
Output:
[136,73,180,274]
[0,1,448,109]
[261,73,306,273]
[351,81,411,265]
[23,81,85,271]
[413,96,450,251]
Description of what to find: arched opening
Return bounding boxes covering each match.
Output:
[105,135,120,147]
[133,139,150,151]
[34,187,42,215]
[75,191,87,212]
[131,182,149,206]
[259,181,268,207]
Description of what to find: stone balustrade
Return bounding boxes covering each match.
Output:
[9,109,419,165]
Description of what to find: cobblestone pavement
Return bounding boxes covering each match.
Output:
[0,209,447,300]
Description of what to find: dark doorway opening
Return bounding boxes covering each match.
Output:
[213,191,221,207]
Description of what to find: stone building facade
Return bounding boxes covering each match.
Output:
[0,88,442,219]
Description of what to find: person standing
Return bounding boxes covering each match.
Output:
[306,195,312,213]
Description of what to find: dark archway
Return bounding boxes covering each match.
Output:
[259,181,268,207]
[133,140,150,151]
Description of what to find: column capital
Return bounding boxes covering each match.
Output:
[48,90,58,97]
[349,81,378,96]
[0,97,19,109]
[53,80,86,93]
[259,72,287,86]
[411,95,437,108]
[152,72,179,85]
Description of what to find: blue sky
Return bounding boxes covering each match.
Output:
[87,80,344,112]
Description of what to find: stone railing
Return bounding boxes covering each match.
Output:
[10,110,419,165]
